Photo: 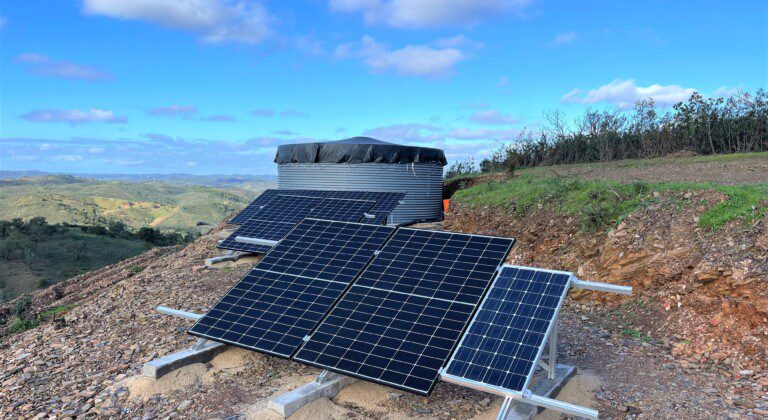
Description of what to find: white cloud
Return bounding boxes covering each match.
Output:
[89,146,106,153]
[713,86,740,98]
[469,110,517,125]
[336,36,467,77]
[250,108,309,117]
[328,0,531,28]
[82,0,272,45]
[146,104,198,117]
[20,109,128,124]
[435,34,484,50]
[561,79,696,107]
[551,31,577,46]
[446,127,520,140]
[363,123,444,142]
[16,53,113,81]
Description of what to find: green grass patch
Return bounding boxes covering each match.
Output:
[8,317,38,333]
[452,174,767,231]
[622,328,651,342]
[38,304,77,320]
[129,265,144,273]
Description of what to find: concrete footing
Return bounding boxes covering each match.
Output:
[141,341,227,379]
[267,372,358,418]
[502,363,576,420]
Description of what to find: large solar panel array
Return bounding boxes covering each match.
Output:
[294,230,515,395]
[189,219,395,357]
[443,266,571,393]
[220,189,405,254]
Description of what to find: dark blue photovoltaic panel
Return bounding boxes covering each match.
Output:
[308,199,375,223]
[229,190,280,224]
[230,190,331,225]
[325,191,404,224]
[253,195,323,224]
[258,219,394,284]
[294,230,515,395]
[295,285,474,394]
[355,229,514,305]
[189,269,347,357]
[444,266,571,393]
[192,220,393,357]
[217,220,295,253]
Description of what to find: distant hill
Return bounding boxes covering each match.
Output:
[0,171,276,193]
[0,175,264,231]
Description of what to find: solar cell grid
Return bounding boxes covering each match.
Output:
[217,220,294,253]
[229,189,279,224]
[193,219,395,357]
[258,219,395,284]
[254,195,322,223]
[295,285,475,393]
[354,229,513,305]
[443,266,571,393]
[188,269,347,357]
[308,198,375,222]
[294,229,515,395]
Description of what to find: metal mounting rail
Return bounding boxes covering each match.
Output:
[571,279,632,295]
[156,306,203,320]
[234,236,280,247]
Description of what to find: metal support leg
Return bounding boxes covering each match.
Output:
[495,397,513,420]
[548,321,558,380]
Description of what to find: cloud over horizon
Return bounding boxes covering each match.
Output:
[561,79,697,107]
[329,0,531,28]
[19,109,127,124]
[16,53,113,81]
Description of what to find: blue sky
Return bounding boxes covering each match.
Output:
[1,0,766,175]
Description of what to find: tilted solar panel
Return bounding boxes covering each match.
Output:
[443,266,571,393]
[229,189,279,225]
[258,219,395,284]
[327,191,405,225]
[308,198,375,223]
[189,268,348,357]
[217,220,294,254]
[190,219,394,357]
[294,229,515,395]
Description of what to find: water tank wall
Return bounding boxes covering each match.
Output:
[277,163,443,225]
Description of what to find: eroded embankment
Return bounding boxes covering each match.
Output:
[446,188,768,372]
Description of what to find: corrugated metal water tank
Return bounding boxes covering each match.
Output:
[275,137,446,225]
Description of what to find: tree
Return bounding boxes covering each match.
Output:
[68,240,86,261]
[108,220,127,237]
[23,247,35,269]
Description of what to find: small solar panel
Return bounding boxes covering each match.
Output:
[443,266,571,393]
[308,198,375,223]
[294,230,515,395]
[258,219,395,284]
[229,189,279,224]
[191,220,394,357]
[217,220,294,253]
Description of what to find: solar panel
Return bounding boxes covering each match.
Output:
[294,230,515,395]
[217,220,294,253]
[230,190,334,225]
[354,229,514,305]
[326,191,405,224]
[229,189,279,224]
[443,266,571,394]
[253,195,323,224]
[190,220,394,357]
[188,268,348,357]
[308,198,375,223]
[258,219,395,284]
